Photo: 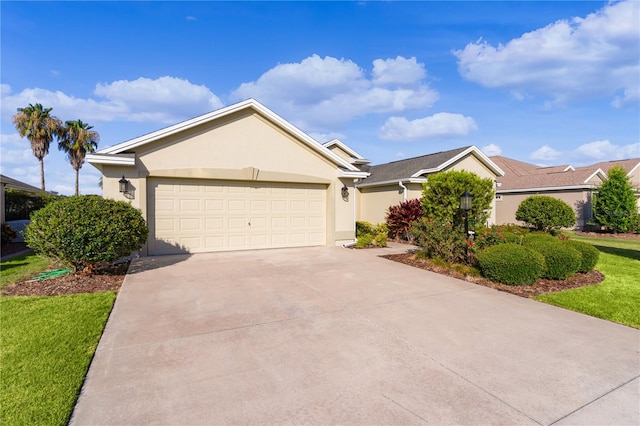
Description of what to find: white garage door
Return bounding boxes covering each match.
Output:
[148,178,327,255]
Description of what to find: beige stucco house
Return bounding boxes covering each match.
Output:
[87,99,504,256]
[491,156,640,228]
[88,100,368,255]
[355,146,504,225]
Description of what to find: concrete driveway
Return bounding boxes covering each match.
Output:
[71,244,639,425]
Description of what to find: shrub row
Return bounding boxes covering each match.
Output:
[355,221,387,248]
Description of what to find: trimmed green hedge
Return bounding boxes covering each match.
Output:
[523,234,581,280]
[478,243,546,285]
[564,240,599,273]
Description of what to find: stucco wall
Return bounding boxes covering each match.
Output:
[357,184,406,224]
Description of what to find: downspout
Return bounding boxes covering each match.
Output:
[344,180,358,248]
[398,180,408,202]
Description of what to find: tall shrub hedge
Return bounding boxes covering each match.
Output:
[478,244,545,285]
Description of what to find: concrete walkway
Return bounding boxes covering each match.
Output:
[72,244,639,425]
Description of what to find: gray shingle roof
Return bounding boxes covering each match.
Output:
[359,146,471,185]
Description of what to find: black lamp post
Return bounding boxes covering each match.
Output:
[460,190,473,239]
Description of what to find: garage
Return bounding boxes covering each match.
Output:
[148,178,327,255]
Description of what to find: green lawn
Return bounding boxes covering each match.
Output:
[1,255,117,426]
[1,252,51,288]
[535,234,640,328]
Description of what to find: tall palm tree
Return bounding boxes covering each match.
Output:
[11,103,62,191]
[58,119,100,196]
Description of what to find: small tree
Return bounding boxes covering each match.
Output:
[421,170,495,227]
[592,165,638,233]
[515,195,576,231]
[24,196,148,273]
[385,199,423,240]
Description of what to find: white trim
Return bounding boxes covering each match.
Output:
[96,99,360,172]
[563,165,575,171]
[410,146,505,178]
[339,170,370,179]
[86,153,136,166]
[322,139,367,161]
[497,184,597,193]
[626,161,640,177]
[584,168,607,184]
[357,177,426,188]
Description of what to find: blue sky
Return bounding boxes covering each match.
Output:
[2,1,639,195]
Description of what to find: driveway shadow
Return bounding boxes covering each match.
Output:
[127,240,192,274]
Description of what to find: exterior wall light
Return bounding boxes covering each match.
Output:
[119,175,130,194]
[341,185,349,199]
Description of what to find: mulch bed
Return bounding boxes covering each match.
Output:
[2,262,129,297]
[381,253,605,298]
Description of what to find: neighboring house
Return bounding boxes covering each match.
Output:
[491,156,640,228]
[0,174,43,223]
[355,146,504,224]
[87,99,368,256]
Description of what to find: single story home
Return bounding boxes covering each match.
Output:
[88,99,505,255]
[0,174,43,223]
[491,156,640,228]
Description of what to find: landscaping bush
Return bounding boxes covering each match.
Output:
[1,223,17,246]
[478,243,545,285]
[522,234,581,280]
[564,240,599,273]
[411,218,468,265]
[24,195,148,272]
[385,199,423,240]
[516,195,576,231]
[355,222,387,248]
[4,189,61,221]
[592,165,638,233]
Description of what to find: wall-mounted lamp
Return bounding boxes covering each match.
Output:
[119,175,130,194]
[341,185,349,199]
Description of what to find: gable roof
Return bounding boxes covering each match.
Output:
[357,146,504,187]
[88,99,366,175]
[322,139,371,165]
[492,155,640,192]
[0,175,43,193]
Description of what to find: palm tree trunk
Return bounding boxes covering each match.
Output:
[75,169,79,196]
[39,159,45,191]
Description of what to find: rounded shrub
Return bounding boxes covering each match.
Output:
[478,243,545,285]
[24,195,148,272]
[522,234,581,280]
[516,195,576,231]
[564,240,599,273]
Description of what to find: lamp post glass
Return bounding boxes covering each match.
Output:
[119,176,129,194]
[460,190,473,239]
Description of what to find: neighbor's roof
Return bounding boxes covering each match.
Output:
[492,155,640,192]
[357,146,504,187]
[0,175,43,193]
[87,99,366,175]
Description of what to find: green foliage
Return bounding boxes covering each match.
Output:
[385,199,423,240]
[592,165,639,233]
[58,119,100,196]
[522,234,581,280]
[515,195,576,231]
[411,218,469,264]
[564,240,599,273]
[1,223,17,246]
[24,195,148,272]
[421,170,495,228]
[4,189,62,221]
[478,243,546,285]
[1,292,116,425]
[355,222,387,248]
[0,253,51,288]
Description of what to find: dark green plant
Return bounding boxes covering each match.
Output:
[478,243,545,285]
[564,240,599,273]
[24,195,148,273]
[4,189,62,221]
[522,234,581,280]
[592,165,639,233]
[410,218,469,265]
[421,170,495,229]
[1,223,17,245]
[516,195,576,231]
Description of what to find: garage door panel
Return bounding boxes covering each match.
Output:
[149,179,326,255]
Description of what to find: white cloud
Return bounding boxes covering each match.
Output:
[1,77,223,125]
[530,145,562,162]
[308,131,346,143]
[379,112,478,141]
[576,140,640,160]
[372,56,426,86]
[454,0,640,106]
[186,16,197,21]
[231,54,438,131]
[0,133,38,166]
[481,143,502,156]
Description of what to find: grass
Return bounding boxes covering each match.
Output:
[1,252,51,288]
[535,233,640,328]
[1,253,117,425]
